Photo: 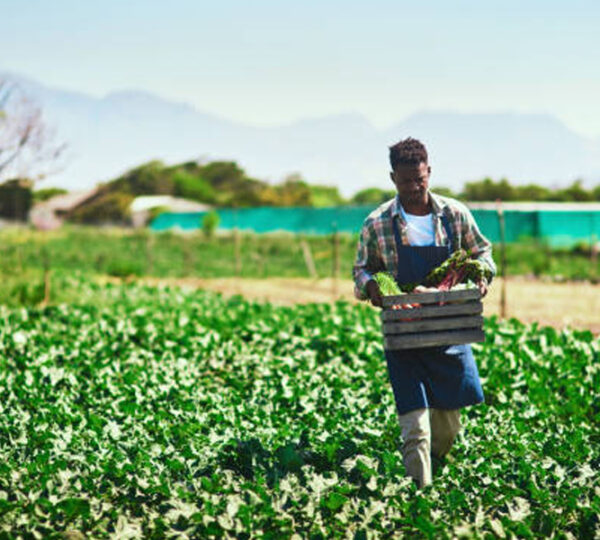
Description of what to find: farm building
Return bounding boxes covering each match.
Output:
[129,195,211,228]
[30,191,210,229]
[29,189,99,230]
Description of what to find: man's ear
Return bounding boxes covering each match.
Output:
[427,165,432,175]
[389,171,395,184]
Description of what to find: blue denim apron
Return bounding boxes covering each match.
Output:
[384,213,484,415]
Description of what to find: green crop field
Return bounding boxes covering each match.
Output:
[0,281,597,538]
[0,227,598,293]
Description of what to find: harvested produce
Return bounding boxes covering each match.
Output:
[374,272,403,295]
[374,272,417,294]
[374,273,420,309]
[425,249,493,290]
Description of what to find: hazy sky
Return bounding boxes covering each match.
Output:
[3,0,600,137]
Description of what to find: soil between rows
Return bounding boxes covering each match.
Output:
[100,275,600,334]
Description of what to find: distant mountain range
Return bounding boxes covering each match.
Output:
[3,71,600,195]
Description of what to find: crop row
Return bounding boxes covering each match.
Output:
[0,227,598,285]
[0,283,598,538]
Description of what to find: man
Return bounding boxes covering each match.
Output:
[353,137,496,488]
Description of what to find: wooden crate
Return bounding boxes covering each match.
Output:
[381,288,485,350]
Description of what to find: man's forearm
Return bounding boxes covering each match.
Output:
[353,267,373,300]
[474,248,496,282]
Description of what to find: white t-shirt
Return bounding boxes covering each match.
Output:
[405,212,435,246]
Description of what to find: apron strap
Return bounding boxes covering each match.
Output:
[393,210,451,285]
[392,213,402,252]
[392,215,406,283]
[392,210,455,254]
[394,208,454,250]
[440,212,454,253]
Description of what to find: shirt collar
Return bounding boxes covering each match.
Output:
[392,191,447,219]
[391,195,402,217]
[429,191,447,216]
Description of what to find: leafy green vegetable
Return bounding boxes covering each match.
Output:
[374,272,418,294]
[425,248,493,289]
[374,272,402,295]
[0,282,597,538]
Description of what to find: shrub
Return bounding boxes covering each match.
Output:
[202,211,220,238]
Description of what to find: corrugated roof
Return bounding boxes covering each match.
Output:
[130,195,211,213]
[35,189,99,211]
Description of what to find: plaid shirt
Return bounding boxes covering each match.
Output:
[353,192,496,300]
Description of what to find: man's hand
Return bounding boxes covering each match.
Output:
[477,278,488,298]
[366,279,383,308]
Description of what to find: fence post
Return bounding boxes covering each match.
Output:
[183,235,193,277]
[496,199,507,319]
[591,212,598,282]
[145,231,154,275]
[234,228,242,277]
[16,244,23,274]
[331,223,340,297]
[300,236,318,279]
[260,244,266,277]
[591,233,598,282]
[42,246,51,305]
[251,236,266,278]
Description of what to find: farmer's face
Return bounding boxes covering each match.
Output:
[390,162,430,207]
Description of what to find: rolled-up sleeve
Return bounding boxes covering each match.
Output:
[353,220,383,300]
[460,207,497,281]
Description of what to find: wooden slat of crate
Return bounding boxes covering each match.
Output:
[381,301,483,322]
[381,288,480,308]
[383,315,483,334]
[384,329,485,350]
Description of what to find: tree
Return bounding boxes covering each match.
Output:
[0,179,33,220]
[202,211,220,238]
[350,187,396,205]
[200,161,246,190]
[513,184,551,201]
[553,180,593,202]
[196,161,254,206]
[69,192,134,225]
[171,169,216,203]
[33,187,68,203]
[111,160,172,195]
[309,185,346,207]
[274,174,312,206]
[430,186,458,199]
[460,178,515,201]
[0,78,66,183]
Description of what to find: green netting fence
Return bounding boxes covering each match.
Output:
[151,206,600,247]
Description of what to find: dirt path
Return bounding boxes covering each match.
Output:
[106,276,600,334]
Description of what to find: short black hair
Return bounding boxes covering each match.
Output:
[389,137,428,170]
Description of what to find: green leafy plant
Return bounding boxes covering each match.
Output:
[374,272,403,295]
[425,249,493,289]
[201,211,220,239]
[0,282,597,537]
